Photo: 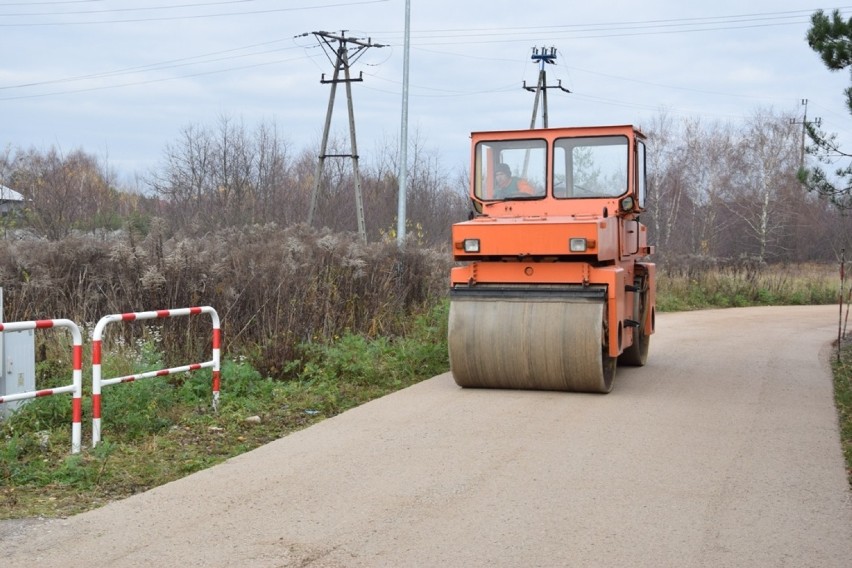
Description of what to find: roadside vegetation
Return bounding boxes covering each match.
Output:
[1,260,848,519]
[833,339,852,487]
[1,107,850,518]
[0,299,449,519]
[656,261,840,310]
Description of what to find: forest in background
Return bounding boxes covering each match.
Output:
[1,108,850,260]
[0,108,850,374]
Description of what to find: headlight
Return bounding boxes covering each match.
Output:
[569,238,587,252]
[463,239,480,253]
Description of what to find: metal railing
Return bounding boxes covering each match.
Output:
[92,306,220,447]
[0,319,83,453]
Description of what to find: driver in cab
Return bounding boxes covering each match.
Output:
[494,163,534,198]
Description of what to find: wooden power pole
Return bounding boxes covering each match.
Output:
[791,98,821,171]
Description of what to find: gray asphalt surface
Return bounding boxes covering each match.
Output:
[2,305,851,567]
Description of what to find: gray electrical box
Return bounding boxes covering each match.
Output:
[0,288,37,418]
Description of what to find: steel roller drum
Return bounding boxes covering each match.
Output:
[448,293,613,393]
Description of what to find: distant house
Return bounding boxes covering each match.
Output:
[0,184,25,215]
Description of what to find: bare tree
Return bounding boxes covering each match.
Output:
[679,119,740,257]
[363,131,469,246]
[0,144,13,181]
[253,121,292,223]
[147,123,214,223]
[642,112,687,261]
[724,109,800,262]
[147,116,294,231]
[9,147,116,240]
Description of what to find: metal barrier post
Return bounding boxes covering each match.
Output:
[92,306,220,447]
[0,319,83,454]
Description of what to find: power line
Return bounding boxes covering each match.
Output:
[0,39,300,90]
[0,6,830,97]
[0,53,310,101]
[562,60,777,102]
[1,4,838,33]
[383,21,809,47]
[360,71,518,97]
[366,7,844,42]
[0,0,390,26]
[0,1,101,5]
[1,3,844,127]
[0,0,256,16]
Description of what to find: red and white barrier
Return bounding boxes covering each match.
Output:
[92,306,220,447]
[0,319,83,454]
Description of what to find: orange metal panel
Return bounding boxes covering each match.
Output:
[452,216,619,260]
[451,261,587,285]
[470,124,640,143]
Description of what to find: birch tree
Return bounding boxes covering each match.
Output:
[725,110,800,262]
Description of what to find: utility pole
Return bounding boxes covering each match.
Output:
[523,46,570,129]
[791,98,821,171]
[302,30,385,242]
[397,0,411,245]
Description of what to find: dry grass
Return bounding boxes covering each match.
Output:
[0,223,451,376]
[657,262,840,311]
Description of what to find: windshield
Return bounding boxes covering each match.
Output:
[474,139,547,201]
[554,135,628,198]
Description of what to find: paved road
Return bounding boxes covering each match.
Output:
[3,305,851,567]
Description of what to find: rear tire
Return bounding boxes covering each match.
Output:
[619,289,650,366]
[600,352,616,392]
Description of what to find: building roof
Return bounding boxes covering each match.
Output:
[0,184,24,202]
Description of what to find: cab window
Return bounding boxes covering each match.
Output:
[553,136,628,198]
[474,139,547,200]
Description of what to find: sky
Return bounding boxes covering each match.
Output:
[2,0,852,187]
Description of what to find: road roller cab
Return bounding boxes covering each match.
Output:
[449,125,655,393]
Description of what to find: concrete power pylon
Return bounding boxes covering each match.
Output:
[303,30,385,242]
[523,46,570,129]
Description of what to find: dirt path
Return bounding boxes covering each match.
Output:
[3,305,851,567]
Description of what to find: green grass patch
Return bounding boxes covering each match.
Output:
[833,340,852,488]
[0,301,449,519]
